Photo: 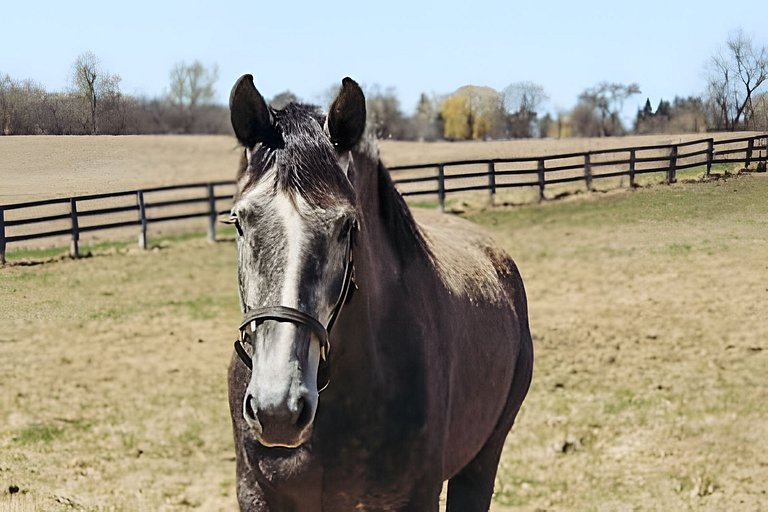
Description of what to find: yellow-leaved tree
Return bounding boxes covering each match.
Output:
[440,85,503,140]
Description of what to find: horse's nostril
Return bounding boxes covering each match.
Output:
[295,397,312,430]
[244,395,256,421]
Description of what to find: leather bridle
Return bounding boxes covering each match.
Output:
[234,221,357,393]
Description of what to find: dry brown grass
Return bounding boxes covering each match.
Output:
[1,135,767,510]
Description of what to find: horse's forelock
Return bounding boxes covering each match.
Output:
[236,103,353,209]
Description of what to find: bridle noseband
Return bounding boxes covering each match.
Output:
[234,222,357,393]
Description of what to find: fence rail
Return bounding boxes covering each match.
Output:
[0,181,236,264]
[1,134,767,264]
[388,134,768,211]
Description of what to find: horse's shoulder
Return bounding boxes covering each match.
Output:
[411,208,514,303]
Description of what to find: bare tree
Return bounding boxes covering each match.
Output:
[0,74,13,134]
[365,84,411,139]
[501,82,547,116]
[0,75,53,135]
[270,90,299,109]
[167,60,219,133]
[99,73,129,134]
[501,81,548,137]
[413,93,440,141]
[577,82,640,136]
[316,83,342,110]
[71,51,121,134]
[706,29,768,130]
[753,91,768,131]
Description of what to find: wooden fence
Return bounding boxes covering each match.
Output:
[1,134,766,264]
[389,134,768,210]
[0,181,236,264]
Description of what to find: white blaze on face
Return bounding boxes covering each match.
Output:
[273,192,304,309]
[253,192,321,397]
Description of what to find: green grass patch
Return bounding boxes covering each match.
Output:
[12,420,89,445]
[13,423,65,444]
[466,172,768,230]
[4,238,133,262]
[405,199,439,209]
[4,246,69,261]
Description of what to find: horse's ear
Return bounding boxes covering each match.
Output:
[327,77,366,151]
[229,74,280,148]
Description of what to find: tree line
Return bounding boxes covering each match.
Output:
[1,29,766,139]
[0,52,228,136]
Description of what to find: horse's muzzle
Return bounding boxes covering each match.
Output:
[243,391,314,448]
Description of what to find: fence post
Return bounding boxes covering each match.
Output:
[761,136,768,172]
[487,161,496,205]
[0,208,6,265]
[667,145,678,184]
[69,198,80,258]
[745,137,754,169]
[584,153,593,191]
[137,191,147,250]
[629,149,636,188]
[207,183,217,242]
[706,138,714,176]
[437,164,446,212]
[537,159,546,201]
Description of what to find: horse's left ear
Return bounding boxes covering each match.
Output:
[327,77,366,151]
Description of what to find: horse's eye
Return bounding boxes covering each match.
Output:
[337,219,352,242]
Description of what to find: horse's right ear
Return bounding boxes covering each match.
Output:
[327,77,366,151]
[230,74,280,148]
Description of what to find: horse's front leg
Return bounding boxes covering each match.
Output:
[235,476,270,511]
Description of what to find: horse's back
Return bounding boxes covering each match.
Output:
[412,207,527,309]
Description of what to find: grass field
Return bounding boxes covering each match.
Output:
[1,164,766,510]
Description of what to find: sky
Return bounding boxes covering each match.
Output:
[2,0,766,123]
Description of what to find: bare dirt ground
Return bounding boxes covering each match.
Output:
[1,136,767,510]
[0,136,240,202]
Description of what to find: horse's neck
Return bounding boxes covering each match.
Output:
[351,155,406,289]
[329,154,412,391]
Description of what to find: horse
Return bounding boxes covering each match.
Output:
[226,74,533,511]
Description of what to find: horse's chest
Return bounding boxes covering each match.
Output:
[317,449,424,510]
[322,484,410,511]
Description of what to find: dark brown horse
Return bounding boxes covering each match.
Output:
[226,75,533,511]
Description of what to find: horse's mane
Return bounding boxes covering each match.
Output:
[370,147,507,303]
[373,158,432,264]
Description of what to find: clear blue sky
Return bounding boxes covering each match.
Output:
[2,0,765,121]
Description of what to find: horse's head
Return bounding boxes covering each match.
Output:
[228,75,365,448]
